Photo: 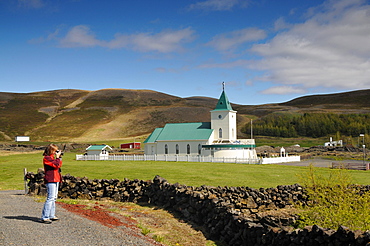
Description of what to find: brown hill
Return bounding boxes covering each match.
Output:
[280,89,370,108]
[0,88,369,142]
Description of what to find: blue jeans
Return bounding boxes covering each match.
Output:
[41,182,59,220]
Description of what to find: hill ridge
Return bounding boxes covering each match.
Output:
[0,88,369,142]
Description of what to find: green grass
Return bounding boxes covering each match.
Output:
[1,152,369,190]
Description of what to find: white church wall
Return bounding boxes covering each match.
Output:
[144,143,157,155]
[156,141,207,155]
[227,112,237,141]
[211,110,237,141]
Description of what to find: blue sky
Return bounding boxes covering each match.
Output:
[1,0,370,105]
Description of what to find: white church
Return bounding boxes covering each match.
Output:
[144,88,258,161]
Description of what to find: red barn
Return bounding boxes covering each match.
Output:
[120,142,141,149]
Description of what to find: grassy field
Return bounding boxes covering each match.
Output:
[0,152,369,190]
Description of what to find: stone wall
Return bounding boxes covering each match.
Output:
[25,170,370,246]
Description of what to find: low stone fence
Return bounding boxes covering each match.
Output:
[25,170,370,246]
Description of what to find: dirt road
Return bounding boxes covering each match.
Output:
[0,190,161,246]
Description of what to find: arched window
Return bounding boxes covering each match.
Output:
[198,144,201,155]
[187,144,190,154]
[219,128,223,138]
[176,144,179,154]
[165,144,168,154]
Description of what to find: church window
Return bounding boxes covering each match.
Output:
[232,128,235,138]
[219,128,222,138]
[176,144,179,154]
[165,144,168,154]
[187,144,190,154]
[198,144,201,155]
[218,115,222,119]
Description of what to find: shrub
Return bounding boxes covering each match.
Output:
[296,164,370,231]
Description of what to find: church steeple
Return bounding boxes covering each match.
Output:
[213,82,233,111]
[214,89,233,111]
[210,82,237,141]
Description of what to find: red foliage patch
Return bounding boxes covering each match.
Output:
[57,202,135,229]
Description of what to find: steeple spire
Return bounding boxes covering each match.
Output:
[213,83,233,111]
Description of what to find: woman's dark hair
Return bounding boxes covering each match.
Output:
[43,144,58,156]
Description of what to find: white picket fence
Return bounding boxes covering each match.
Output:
[76,154,261,163]
[76,154,300,164]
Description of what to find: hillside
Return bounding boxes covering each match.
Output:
[0,88,369,142]
[280,89,370,108]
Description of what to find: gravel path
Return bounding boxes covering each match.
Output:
[0,190,160,246]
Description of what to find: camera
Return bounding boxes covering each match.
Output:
[56,150,64,156]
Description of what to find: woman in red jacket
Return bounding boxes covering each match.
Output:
[41,144,63,224]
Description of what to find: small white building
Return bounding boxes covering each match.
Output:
[324,137,343,147]
[144,88,257,160]
[85,145,112,157]
[15,136,30,142]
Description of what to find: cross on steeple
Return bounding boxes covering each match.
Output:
[222,81,225,91]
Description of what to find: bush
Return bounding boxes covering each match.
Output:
[296,164,370,231]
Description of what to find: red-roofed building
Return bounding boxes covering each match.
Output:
[120,142,141,149]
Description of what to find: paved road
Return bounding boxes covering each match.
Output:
[0,190,160,246]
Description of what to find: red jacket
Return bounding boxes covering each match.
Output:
[43,155,62,183]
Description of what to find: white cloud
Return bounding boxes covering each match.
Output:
[261,86,306,95]
[29,28,60,44]
[59,25,105,48]
[274,17,292,31]
[207,28,266,52]
[57,26,195,53]
[250,0,370,92]
[118,28,195,53]
[224,80,241,88]
[155,66,190,73]
[188,0,247,11]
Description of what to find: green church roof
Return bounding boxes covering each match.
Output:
[143,128,163,143]
[144,122,213,143]
[212,90,234,111]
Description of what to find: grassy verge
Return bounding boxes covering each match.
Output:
[57,198,218,246]
[296,165,370,231]
[1,152,369,190]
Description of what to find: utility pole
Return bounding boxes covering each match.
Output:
[250,119,253,139]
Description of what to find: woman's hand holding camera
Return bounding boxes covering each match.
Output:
[55,150,62,158]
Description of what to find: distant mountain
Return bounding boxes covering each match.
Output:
[280,89,370,108]
[0,88,369,142]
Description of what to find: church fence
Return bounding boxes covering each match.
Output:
[76,154,262,164]
[76,154,301,164]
